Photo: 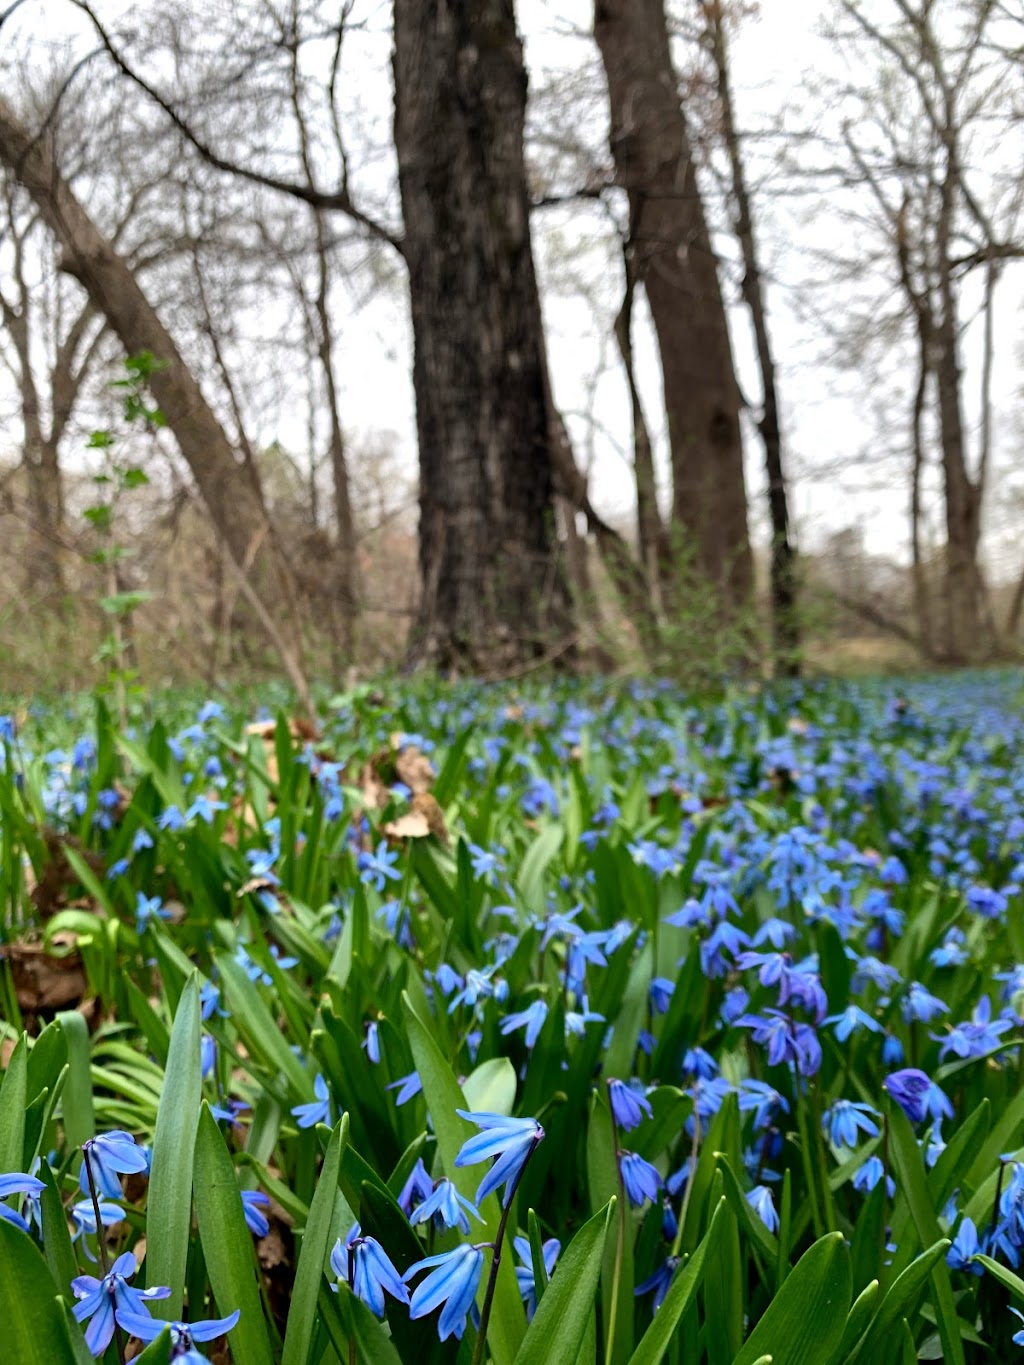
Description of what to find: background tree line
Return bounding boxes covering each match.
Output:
[0,0,1022,693]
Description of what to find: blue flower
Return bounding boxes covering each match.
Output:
[946,1217,983,1274]
[852,1156,894,1197]
[1010,1306,1024,1345]
[0,1172,45,1233]
[619,1151,662,1207]
[500,1001,548,1049]
[331,1233,410,1319]
[115,1308,240,1362]
[358,841,402,892]
[823,1100,880,1150]
[883,1069,933,1124]
[397,1158,435,1215]
[635,1256,679,1312]
[405,1244,484,1341]
[409,1178,481,1234]
[387,1071,423,1106]
[241,1189,270,1237]
[747,1185,779,1233]
[608,1079,653,1132]
[822,1005,882,1042]
[135,892,170,933]
[455,1111,544,1207]
[81,1132,149,1200]
[513,1234,560,1320]
[72,1251,170,1355]
[71,1198,124,1256]
[291,1074,330,1129]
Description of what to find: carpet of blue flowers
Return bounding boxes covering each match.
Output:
[2,672,1024,1362]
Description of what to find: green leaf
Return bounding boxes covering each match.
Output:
[39,1159,79,1297]
[513,1197,615,1365]
[463,1057,517,1116]
[972,1253,1024,1302]
[324,1281,404,1365]
[282,1116,347,1365]
[518,825,564,916]
[60,1298,96,1365]
[628,1196,726,1365]
[886,1106,965,1365]
[0,1216,77,1360]
[217,952,311,1097]
[844,1240,949,1364]
[731,1231,851,1365]
[0,1033,28,1170]
[134,1327,173,1363]
[402,992,525,1365]
[827,1280,878,1365]
[716,1154,779,1267]
[193,1104,274,1365]
[147,972,202,1319]
[56,1010,95,1148]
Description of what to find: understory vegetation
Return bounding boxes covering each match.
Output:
[1,672,1024,1361]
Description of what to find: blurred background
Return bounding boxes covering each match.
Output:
[1,0,1022,692]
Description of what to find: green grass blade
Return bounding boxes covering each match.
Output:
[146,971,202,1319]
[193,1103,274,1365]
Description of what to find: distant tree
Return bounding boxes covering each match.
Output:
[594,0,754,615]
[0,93,313,709]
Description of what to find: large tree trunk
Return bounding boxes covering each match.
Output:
[392,0,570,672]
[935,196,984,663]
[703,4,798,673]
[594,0,753,610]
[0,94,311,705]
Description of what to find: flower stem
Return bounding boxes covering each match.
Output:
[471,1138,541,1365]
[83,1149,126,1365]
[605,1101,626,1365]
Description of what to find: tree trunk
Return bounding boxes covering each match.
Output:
[703,4,798,674]
[393,0,570,672]
[613,238,666,614]
[934,262,984,662]
[594,0,753,610]
[0,93,311,706]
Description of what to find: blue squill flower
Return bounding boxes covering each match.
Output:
[405,1244,484,1341]
[397,1158,435,1215]
[1010,1306,1024,1345]
[330,1234,409,1319]
[72,1252,170,1355]
[291,1074,330,1129]
[747,1185,779,1233]
[823,1100,880,1150]
[387,1071,423,1106]
[115,1309,240,1362]
[823,1005,882,1042]
[241,1190,270,1238]
[946,1217,983,1274]
[608,1079,653,1132]
[883,1069,932,1123]
[455,1111,544,1206]
[619,1151,662,1208]
[852,1155,895,1197]
[0,1172,44,1233]
[409,1178,480,1234]
[500,1001,548,1049]
[80,1132,149,1200]
[513,1234,560,1320]
[635,1256,680,1312]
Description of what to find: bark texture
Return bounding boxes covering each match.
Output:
[0,94,311,700]
[594,0,752,608]
[393,0,569,671]
[703,5,798,673]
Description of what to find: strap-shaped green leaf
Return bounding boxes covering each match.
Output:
[629,1196,726,1365]
[147,970,202,1319]
[513,1197,615,1365]
[194,1102,274,1365]
[731,1230,852,1365]
[282,1115,347,1365]
[0,1216,78,1360]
